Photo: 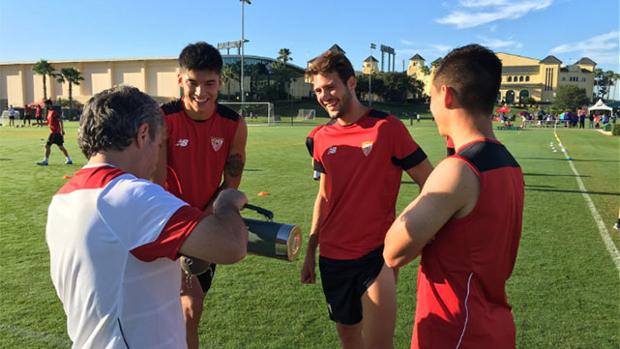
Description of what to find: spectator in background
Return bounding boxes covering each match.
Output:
[35,103,43,127]
[23,104,32,127]
[578,111,586,129]
[8,105,16,127]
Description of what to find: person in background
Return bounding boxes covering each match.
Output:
[36,100,73,166]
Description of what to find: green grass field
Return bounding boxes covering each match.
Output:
[0,121,618,348]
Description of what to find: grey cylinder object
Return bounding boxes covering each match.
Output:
[244,218,302,261]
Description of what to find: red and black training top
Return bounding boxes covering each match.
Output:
[412,139,524,349]
[161,99,240,209]
[307,109,427,260]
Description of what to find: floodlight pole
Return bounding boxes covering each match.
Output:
[369,43,375,106]
[240,0,251,105]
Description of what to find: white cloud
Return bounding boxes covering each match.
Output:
[400,39,415,46]
[431,44,452,53]
[459,0,508,8]
[437,0,552,29]
[550,31,619,54]
[550,31,620,68]
[478,36,523,50]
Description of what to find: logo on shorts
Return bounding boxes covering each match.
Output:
[211,137,224,152]
[328,146,337,155]
[361,141,373,156]
[176,139,189,147]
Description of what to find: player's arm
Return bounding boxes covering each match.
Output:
[179,189,248,264]
[384,157,479,268]
[301,173,327,284]
[205,118,248,212]
[222,117,247,189]
[151,124,168,186]
[405,158,433,190]
[59,116,65,135]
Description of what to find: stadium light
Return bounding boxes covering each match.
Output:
[369,43,375,106]
[240,0,251,106]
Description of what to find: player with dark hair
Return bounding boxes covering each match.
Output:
[47,85,248,348]
[152,41,248,349]
[302,50,433,349]
[36,99,73,166]
[384,44,524,348]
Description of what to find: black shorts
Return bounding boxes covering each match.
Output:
[319,246,385,325]
[197,263,217,293]
[47,133,64,146]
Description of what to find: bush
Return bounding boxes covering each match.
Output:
[612,123,620,136]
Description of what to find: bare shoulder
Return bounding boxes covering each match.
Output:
[424,157,480,217]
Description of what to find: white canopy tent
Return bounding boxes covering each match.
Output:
[588,99,613,113]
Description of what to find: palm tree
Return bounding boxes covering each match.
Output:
[32,60,56,100]
[55,68,84,109]
[277,48,292,64]
[222,63,240,99]
[604,70,620,100]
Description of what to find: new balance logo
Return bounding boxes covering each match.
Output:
[176,139,189,147]
[328,146,337,155]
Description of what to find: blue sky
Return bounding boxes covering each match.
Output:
[1,0,618,74]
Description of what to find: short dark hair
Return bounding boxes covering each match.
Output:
[306,50,355,84]
[179,42,223,73]
[433,44,502,115]
[78,86,162,159]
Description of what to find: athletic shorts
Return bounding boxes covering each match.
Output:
[180,263,217,295]
[319,245,384,325]
[47,133,64,146]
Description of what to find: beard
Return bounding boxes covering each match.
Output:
[329,89,352,119]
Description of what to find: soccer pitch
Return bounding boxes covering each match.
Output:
[0,121,618,348]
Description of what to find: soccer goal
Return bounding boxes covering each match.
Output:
[218,101,275,126]
[297,109,316,121]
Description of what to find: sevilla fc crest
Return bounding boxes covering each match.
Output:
[361,141,373,156]
[211,137,224,152]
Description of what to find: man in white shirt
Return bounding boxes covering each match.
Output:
[46,85,248,348]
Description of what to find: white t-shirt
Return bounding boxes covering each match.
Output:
[46,164,205,349]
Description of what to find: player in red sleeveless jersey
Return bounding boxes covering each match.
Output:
[384,44,524,349]
[302,50,433,349]
[152,42,247,349]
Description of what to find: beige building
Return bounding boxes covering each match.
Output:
[405,52,596,104]
[0,55,311,107]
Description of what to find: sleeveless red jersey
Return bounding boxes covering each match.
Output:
[161,100,240,209]
[307,110,427,260]
[412,139,524,349]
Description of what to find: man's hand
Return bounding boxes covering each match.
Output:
[301,254,316,284]
[213,188,248,213]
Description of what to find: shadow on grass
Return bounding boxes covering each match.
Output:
[521,157,619,163]
[244,168,263,172]
[523,172,591,178]
[524,184,555,188]
[525,187,620,197]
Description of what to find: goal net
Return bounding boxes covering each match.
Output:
[218,101,275,126]
[297,109,316,120]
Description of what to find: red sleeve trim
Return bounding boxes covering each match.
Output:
[131,205,207,262]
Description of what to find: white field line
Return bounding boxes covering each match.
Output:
[553,127,620,278]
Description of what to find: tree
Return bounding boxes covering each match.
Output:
[553,85,589,111]
[604,70,620,100]
[222,63,239,98]
[32,60,56,100]
[277,48,292,64]
[593,69,620,100]
[55,68,84,109]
